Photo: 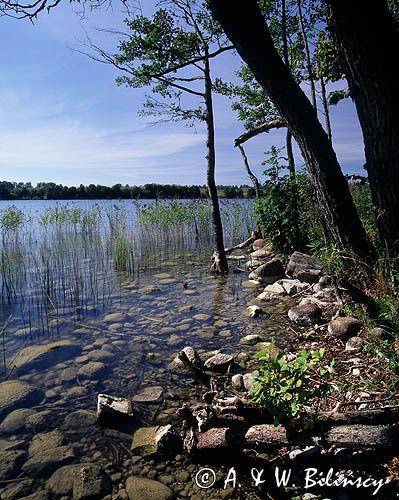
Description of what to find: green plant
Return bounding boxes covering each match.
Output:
[249,341,334,427]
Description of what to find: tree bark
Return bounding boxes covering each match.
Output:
[320,73,332,141]
[234,118,287,146]
[237,145,261,199]
[327,0,399,258]
[297,0,317,111]
[204,51,228,274]
[208,0,372,260]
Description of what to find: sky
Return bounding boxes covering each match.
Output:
[0,3,367,187]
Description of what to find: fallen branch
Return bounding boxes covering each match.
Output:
[234,118,287,147]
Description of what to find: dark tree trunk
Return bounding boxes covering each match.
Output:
[204,52,228,274]
[320,73,332,141]
[297,0,317,111]
[327,0,399,258]
[237,144,261,198]
[208,0,372,260]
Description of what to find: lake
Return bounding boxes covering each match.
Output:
[0,199,292,498]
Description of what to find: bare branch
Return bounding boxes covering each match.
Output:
[234,118,287,147]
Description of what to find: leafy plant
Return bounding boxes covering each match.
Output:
[249,341,334,427]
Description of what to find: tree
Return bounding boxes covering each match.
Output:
[326,0,399,259]
[208,0,372,261]
[82,1,233,272]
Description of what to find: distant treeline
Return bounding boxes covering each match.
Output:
[0,181,256,200]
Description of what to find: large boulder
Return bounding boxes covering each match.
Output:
[131,425,175,457]
[288,302,322,326]
[249,258,285,284]
[328,317,362,340]
[286,251,323,279]
[28,430,64,457]
[325,425,399,448]
[46,463,93,496]
[0,408,35,435]
[0,380,44,422]
[13,340,81,375]
[196,428,230,450]
[125,476,174,500]
[204,353,234,373]
[0,449,27,481]
[72,464,112,500]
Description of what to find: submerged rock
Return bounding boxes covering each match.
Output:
[77,361,107,380]
[328,317,362,340]
[46,463,93,496]
[248,258,285,284]
[0,380,44,422]
[240,334,261,345]
[22,446,76,478]
[0,479,34,500]
[288,303,322,326]
[28,430,64,457]
[0,408,35,435]
[13,340,81,375]
[72,464,112,500]
[133,386,163,405]
[0,449,27,481]
[125,476,174,500]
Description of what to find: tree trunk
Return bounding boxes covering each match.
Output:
[320,73,332,141]
[208,0,372,260]
[237,144,261,199]
[204,51,228,274]
[297,0,317,111]
[327,0,399,258]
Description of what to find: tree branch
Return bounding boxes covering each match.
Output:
[234,117,287,147]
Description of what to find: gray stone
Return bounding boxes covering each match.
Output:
[169,346,202,373]
[97,394,133,422]
[204,353,234,372]
[25,411,53,431]
[131,425,173,457]
[28,430,64,456]
[0,479,34,500]
[47,463,93,496]
[248,258,285,284]
[244,305,263,318]
[345,336,364,353]
[231,374,244,390]
[288,302,322,326]
[22,446,76,478]
[196,428,229,450]
[12,340,81,374]
[286,251,323,277]
[77,362,107,380]
[328,317,362,340]
[72,464,112,500]
[296,269,321,284]
[60,367,78,383]
[279,279,309,296]
[252,239,267,250]
[0,408,34,434]
[369,327,389,340]
[20,491,50,500]
[132,386,163,405]
[263,282,286,295]
[0,380,44,422]
[250,248,274,259]
[64,410,97,429]
[0,449,27,481]
[245,424,288,448]
[325,425,399,448]
[289,446,321,461]
[240,334,261,345]
[243,373,255,390]
[125,476,174,500]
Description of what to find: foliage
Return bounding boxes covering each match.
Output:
[249,341,333,427]
[0,206,25,231]
[254,147,306,253]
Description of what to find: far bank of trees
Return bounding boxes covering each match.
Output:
[0,181,256,200]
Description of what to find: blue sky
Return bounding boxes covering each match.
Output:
[0,3,366,187]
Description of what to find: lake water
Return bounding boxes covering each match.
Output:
[0,199,293,499]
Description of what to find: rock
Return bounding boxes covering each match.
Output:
[256,291,280,301]
[28,430,64,456]
[0,449,27,481]
[25,411,53,432]
[328,317,362,340]
[286,251,323,278]
[46,463,93,496]
[249,258,285,284]
[263,282,286,295]
[244,305,263,318]
[169,347,202,373]
[325,425,399,448]
[13,340,81,374]
[104,312,125,322]
[279,279,309,296]
[0,408,34,434]
[203,353,234,373]
[0,380,44,422]
[60,367,78,383]
[72,464,112,500]
[193,314,210,321]
[231,374,244,390]
[23,446,76,478]
[0,479,34,500]
[313,287,337,302]
[125,476,174,500]
[196,428,229,450]
[368,327,389,340]
[87,350,114,362]
[288,303,322,326]
[243,373,255,390]
[289,446,321,461]
[19,491,50,500]
[345,336,364,353]
[131,425,175,457]
[132,386,163,405]
[97,394,133,423]
[240,334,261,345]
[64,410,97,429]
[250,248,274,258]
[245,425,288,448]
[77,362,107,380]
[296,269,321,284]
[252,239,267,249]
